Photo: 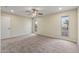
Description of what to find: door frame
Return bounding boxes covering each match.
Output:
[60,15,70,39]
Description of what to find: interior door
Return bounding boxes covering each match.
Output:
[32,17,38,34]
[61,16,69,39]
[1,16,11,39]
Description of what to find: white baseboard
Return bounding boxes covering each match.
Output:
[37,34,60,39]
[1,33,32,39]
[37,34,77,43]
[0,35,1,39]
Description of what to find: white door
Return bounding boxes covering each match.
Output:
[1,16,11,39]
[61,16,69,39]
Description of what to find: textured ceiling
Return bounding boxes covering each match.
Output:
[1,6,77,17]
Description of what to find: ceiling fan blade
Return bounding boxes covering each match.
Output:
[25,10,32,15]
[38,13,43,15]
[25,10,31,13]
[32,9,36,11]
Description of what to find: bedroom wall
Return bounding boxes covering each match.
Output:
[37,9,77,42]
[0,7,1,39]
[78,8,79,45]
[1,12,32,39]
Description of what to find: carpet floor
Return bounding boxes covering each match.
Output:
[1,34,79,53]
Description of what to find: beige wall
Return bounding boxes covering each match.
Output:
[0,7,1,39]
[1,9,78,43]
[0,7,1,52]
[37,9,77,42]
[78,8,79,45]
[1,12,32,38]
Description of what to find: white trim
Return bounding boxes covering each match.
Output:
[78,8,79,46]
[1,33,32,39]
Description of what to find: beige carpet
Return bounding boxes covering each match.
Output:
[1,34,79,53]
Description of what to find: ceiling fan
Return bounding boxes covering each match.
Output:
[25,8,43,17]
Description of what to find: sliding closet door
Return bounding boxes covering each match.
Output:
[1,16,11,39]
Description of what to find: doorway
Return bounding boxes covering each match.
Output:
[61,16,69,38]
[32,17,38,34]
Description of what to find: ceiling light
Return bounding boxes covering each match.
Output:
[10,9,14,13]
[59,8,62,10]
[35,21,38,24]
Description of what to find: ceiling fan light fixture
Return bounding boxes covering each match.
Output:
[59,7,62,10]
[25,7,43,17]
[10,9,14,13]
